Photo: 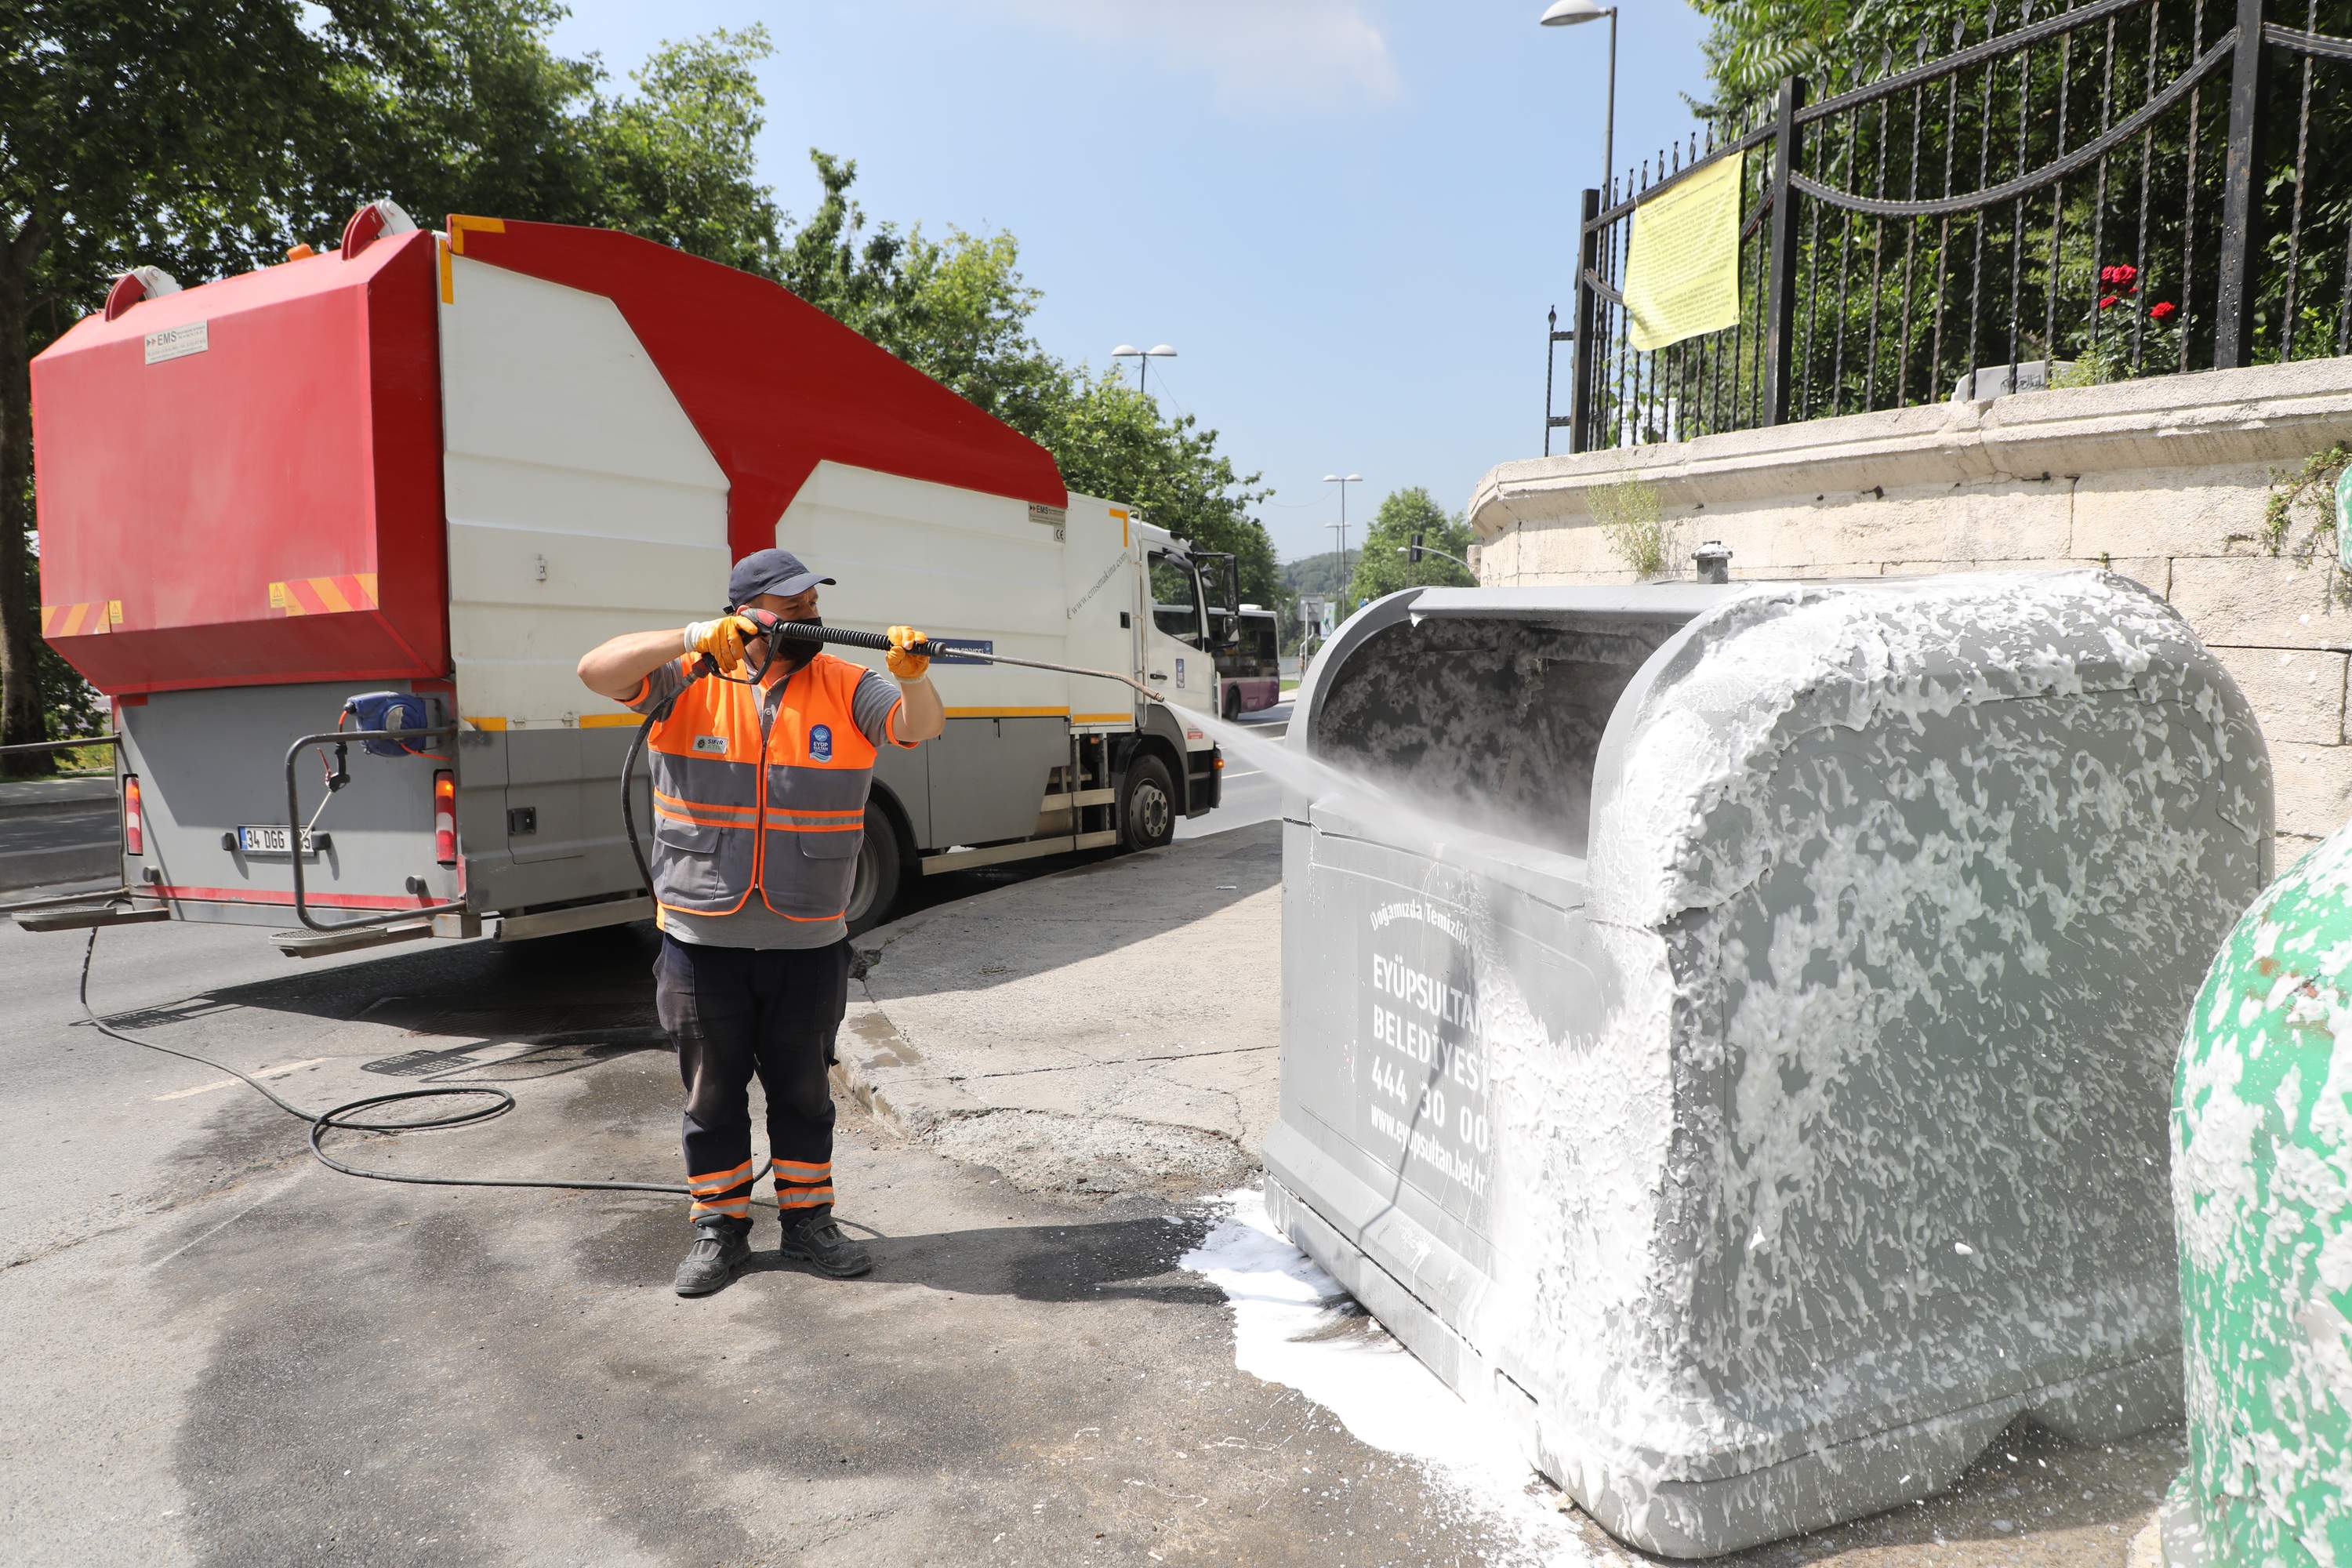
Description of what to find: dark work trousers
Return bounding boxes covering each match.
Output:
[653,935,852,1227]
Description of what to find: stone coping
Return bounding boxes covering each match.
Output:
[1472,357,2352,536]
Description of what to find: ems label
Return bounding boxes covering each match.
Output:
[143,321,209,364]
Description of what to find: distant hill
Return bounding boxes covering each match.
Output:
[1280,550,1350,599]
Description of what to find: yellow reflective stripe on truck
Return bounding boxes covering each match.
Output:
[465,713,641,731]
[40,601,120,637]
[268,575,379,616]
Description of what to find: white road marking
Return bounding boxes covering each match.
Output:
[1222,769,1263,780]
[153,1058,328,1101]
[147,1167,310,1269]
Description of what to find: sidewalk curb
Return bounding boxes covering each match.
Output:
[0,846,118,895]
[832,970,1268,1161]
[829,993,990,1140]
[0,776,115,821]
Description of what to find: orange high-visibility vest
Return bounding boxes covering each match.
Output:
[641,652,881,923]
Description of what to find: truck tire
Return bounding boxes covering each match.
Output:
[1118,755,1177,852]
[846,800,905,935]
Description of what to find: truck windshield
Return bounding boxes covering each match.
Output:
[1149,552,1205,646]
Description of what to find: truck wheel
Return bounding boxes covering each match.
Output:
[1119,755,1177,852]
[846,800,904,935]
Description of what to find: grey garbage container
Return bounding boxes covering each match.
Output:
[1264,570,2270,1557]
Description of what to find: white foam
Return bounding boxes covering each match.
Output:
[1181,1187,1617,1566]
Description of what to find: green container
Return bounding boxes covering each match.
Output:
[2169,823,2352,1566]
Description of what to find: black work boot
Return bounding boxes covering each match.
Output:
[777,1204,872,1279]
[673,1218,752,1297]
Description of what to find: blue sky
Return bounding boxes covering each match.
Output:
[551,1,1716,566]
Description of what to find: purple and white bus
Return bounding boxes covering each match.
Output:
[1218,608,1282,718]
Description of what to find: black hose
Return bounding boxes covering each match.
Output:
[621,712,658,905]
[77,926,775,1200]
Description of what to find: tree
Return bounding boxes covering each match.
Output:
[769,154,1281,607]
[1347,487,1475,606]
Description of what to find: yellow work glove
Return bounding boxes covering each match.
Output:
[683,614,762,673]
[886,625,931,681]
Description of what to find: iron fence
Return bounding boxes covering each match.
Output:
[1548,0,2352,455]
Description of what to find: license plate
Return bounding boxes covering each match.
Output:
[237,826,318,856]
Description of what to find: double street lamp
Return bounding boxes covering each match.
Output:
[1324,473,1363,614]
[1110,343,1178,397]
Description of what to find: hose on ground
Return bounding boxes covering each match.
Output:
[77,925,774,1200]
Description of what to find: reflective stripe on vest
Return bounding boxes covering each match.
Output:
[644,653,877,920]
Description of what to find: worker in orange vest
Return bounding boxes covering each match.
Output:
[577,549,943,1295]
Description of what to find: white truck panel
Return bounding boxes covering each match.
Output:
[1062,494,1148,728]
[776,464,1138,728]
[438,253,728,726]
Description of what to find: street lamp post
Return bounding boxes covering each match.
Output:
[1109,343,1178,397]
[1323,473,1363,613]
[1540,0,1620,195]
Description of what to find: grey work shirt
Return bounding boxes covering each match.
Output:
[630,653,906,950]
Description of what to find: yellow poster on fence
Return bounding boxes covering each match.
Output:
[1622,154,1743,352]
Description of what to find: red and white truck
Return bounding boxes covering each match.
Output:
[27,201,1227,953]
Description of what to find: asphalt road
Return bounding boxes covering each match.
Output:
[0,807,115,855]
[0,904,1571,1567]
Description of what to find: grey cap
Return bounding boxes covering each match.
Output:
[728,548,835,608]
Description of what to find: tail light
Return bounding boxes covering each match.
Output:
[433,771,456,866]
[122,775,143,856]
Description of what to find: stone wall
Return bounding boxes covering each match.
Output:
[1468,358,2352,865]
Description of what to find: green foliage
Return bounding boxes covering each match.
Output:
[2260,445,2350,598]
[1281,552,1351,600]
[1690,0,1985,124]
[1590,479,1671,579]
[320,7,787,270]
[1347,488,1475,605]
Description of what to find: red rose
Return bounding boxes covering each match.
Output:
[2113,263,2139,285]
[2100,294,2120,308]
[2149,300,2178,321]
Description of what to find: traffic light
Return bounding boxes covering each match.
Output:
[1407,532,1424,564]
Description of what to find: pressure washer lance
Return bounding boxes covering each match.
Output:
[618,612,1169,900]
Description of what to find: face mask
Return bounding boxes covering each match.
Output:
[771,615,822,670]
